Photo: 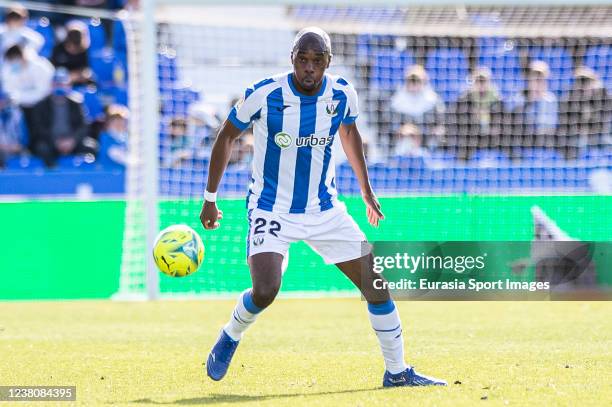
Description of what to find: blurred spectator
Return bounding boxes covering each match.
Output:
[392,122,426,157]
[122,0,139,10]
[510,61,558,147]
[0,91,24,168]
[228,129,254,170]
[188,101,221,152]
[163,117,194,168]
[446,67,504,159]
[2,45,54,107]
[558,66,612,159]
[389,65,445,148]
[26,68,97,167]
[51,20,93,86]
[2,44,54,146]
[98,104,128,166]
[0,4,44,54]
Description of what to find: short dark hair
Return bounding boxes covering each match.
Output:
[4,45,23,61]
[292,27,332,56]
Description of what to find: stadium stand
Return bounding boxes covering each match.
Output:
[0,4,610,198]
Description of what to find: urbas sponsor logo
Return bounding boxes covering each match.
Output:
[274,132,333,148]
[295,134,333,147]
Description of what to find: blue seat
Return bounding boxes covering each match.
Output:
[58,155,79,168]
[158,52,178,89]
[367,163,389,191]
[336,161,355,184]
[388,154,425,170]
[90,49,116,90]
[424,150,457,169]
[335,161,358,194]
[477,37,525,102]
[6,155,45,170]
[88,18,107,53]
[290,5,333,20]
[583,45,612,92]
[160,85,200,117]
[517,148,563,164]
[579,147,612,164]
[28,17,55,58]
[425,48,469,103]
[57,155,97,170]
[469,149,511,168]
[112,19,127,55]
[73,87,104,122]
[112,86,128,106]
[356,33,397,61]
[529,47,573,97]
[369,48,414,91]
[182,156,209,171]
[291,6,403,23]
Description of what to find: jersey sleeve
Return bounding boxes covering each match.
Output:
[342,82,359,124]
[227,84,265,131]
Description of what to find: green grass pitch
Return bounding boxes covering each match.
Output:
[0,300,610,406]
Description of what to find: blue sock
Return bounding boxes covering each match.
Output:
[223,289,263,341]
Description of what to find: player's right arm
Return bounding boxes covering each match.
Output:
[200,120,242,230]
[200,82,267,230]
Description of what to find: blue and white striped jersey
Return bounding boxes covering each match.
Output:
[227,72,359,214]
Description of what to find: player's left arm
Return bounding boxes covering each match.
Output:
[338,122,384,227]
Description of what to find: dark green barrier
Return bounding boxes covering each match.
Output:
[1,196,609,299]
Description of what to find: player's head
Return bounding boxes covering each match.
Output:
[291,27,332,92]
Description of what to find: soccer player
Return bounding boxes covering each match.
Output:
[199,27,446,387]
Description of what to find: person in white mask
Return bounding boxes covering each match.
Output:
[390,64,445,149]
[0,4,44,54]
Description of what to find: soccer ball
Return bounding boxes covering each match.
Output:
[153,224,205,277]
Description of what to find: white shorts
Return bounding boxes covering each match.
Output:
[246,203,368,265]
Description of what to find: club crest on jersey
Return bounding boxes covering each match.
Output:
[325,100,339,117]
[274,132,293,149]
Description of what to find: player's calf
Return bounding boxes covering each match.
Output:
[207,252,283,381]
[337,253,390,303]
[248,252,284,308]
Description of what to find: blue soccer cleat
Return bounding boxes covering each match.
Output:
[206,330,239,381]
[383,367,447,387]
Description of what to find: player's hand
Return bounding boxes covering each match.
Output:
[361,189,384,227]
[200,200,223,230]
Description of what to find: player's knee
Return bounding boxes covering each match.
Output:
[251,283,280,308]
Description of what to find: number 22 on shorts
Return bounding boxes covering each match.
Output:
[253,218,281,237]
